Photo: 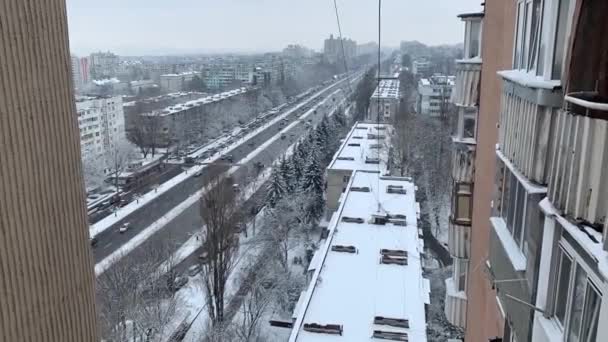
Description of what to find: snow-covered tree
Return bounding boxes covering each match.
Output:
[299,148,324,196]
[105,139,137,194]
[279,156,296,193]
[265,166,287,207]
[82,155,107,190]
[199,175,243,326]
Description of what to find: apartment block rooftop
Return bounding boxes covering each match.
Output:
[145,87,249,116]
[328,122,392,174]
[371,79,400,99]
[289,170,430,342]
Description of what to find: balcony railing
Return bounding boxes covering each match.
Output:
[451,142,475,182]
[497,75,562,185]
[452,58,482,107]
[547,92,608,233]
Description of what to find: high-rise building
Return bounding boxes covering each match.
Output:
[444,11,484,330]
[479,0,608,341]
[72,55,83,89]
[463,1,516,340]
[323,34,357,65]
[0,0,99,340]
[89,51,120,79]
[76,95,126,161]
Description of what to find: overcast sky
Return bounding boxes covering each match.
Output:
[67,0,483,56]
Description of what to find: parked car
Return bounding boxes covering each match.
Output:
[90,237,98,247]
[174,276,188,290]
[194,170,203,177]
[199,250,209,263]
[188,265,201,277]
[119,222,130,233]
[232,184,240,192]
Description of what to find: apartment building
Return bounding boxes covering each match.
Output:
[325,122,392,218]
[324,34,357,64]
[0,0,99,340]
[89,51,120,79]
[416,74,455,117]
[159,71,202,92]
[412,58,432,77]
[462,0,516,341]
[481,0,608,341]
[76,95,125,162]
[289,169,430,342]
[368,78,401,122]
[444,11,484,330]
[139,87,254,146]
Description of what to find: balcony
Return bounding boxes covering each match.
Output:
[497,71,563,184]
[444,277,467,328]
[452,58,482,107]
[451,142,475,183]
[448,219,470,258]
[547,92,608,240]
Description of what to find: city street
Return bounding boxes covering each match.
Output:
[92,74,359,269]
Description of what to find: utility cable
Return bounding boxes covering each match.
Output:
[332,0,353,94]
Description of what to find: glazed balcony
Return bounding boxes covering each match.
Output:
[497,71,563,184]
[452,59,482,107]
[547,92,608,244]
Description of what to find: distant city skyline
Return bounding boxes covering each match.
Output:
[66,0,482,56]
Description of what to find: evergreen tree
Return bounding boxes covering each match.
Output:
[299,147,324,196]
[291,144,305,183]
[266,166,286,207]
[279,156,296,193]
[303,192,325,224]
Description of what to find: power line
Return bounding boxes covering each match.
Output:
[376,0,382,212]
[332,0,353,94]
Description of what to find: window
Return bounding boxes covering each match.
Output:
[496,159,538,252]
[552,245,602,340]
[552,0,570,79]
[513,0,572,80]
[554,248,572,325]
[468,20,481,58]
[454,258,468,292]
[453,183,472,223]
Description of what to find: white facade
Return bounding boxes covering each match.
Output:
[289,170,430,342]
[76,95,125,161]
[159,71,202,92]
[416,74,455,117]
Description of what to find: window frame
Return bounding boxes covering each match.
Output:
[497,161,530,252]
[452,182,473,224]
[550,241,603,338]
[512,0,572,81]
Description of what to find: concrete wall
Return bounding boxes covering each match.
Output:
[465,0,516,340]
[0,1,99,340]
[326,169,352,218]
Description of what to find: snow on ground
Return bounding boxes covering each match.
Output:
[90,78,350,239]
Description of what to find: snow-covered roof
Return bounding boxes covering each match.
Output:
[290,170,430,342]
[328,122,391,173]
[92,77,120,86]
[146,87,249,116]
[371,79,400,99]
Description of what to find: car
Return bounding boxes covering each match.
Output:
[188,265,201,277]
[194,170,203,177]
[119,222,130,233]
[225,155,234,163]
[232,183,240,192]
[173,276,189,291]
[198,250,209,263]
[90,237,98,247]
[280,134,286,139]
